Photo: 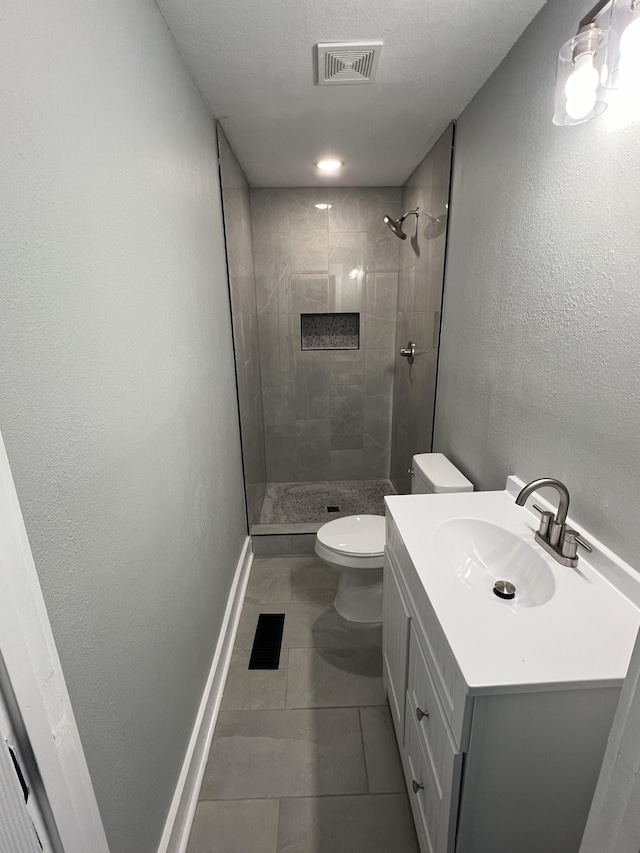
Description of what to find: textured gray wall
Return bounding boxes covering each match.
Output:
[0,3,247,852]
[435,0,640,567]
[391,126,454,494]
[218,127,267,526]
[251,188,401,483]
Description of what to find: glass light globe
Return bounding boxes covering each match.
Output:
[620,12,640,51]
[553,27,608,125]
[603,0,640,88]
[620,17,640,84]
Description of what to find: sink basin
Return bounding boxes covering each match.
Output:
[434,518,556,607]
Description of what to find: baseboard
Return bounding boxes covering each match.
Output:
[156,535,253,853]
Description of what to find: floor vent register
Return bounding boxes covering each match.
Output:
[248,613,285,670]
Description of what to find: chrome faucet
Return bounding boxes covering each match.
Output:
[515,478,587,567]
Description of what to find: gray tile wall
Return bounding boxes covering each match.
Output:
[218,126,267,524]
[390,125,454,494]
[251,187,401,482]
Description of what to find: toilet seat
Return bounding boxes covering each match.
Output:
[316,514,385,557]
[315,515,386,570]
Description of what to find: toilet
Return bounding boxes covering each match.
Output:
[315,453,474,623]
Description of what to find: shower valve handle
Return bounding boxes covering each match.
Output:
[400,341,417,364]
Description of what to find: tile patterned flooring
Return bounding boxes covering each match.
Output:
[257,480,396,525]
[186,555,419,853]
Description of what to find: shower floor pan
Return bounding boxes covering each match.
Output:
[251,478,396,535]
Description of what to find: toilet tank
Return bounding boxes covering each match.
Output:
[411,453,474,495]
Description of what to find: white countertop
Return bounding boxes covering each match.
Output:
[385,483,640,695]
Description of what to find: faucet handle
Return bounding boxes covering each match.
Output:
[533,503,551,516]
[532,504,555,536]
[573,532,592,553]
[561,529,580,560]
[531,504,565,545]
[537,510,554,539]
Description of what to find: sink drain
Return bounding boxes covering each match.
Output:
[494,580,516,600]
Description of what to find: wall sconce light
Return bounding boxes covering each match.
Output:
[604,0,640,89]
[553,25,607,124]
[553,0,640,125]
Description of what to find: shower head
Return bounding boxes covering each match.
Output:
[384,215,407,239]
[383,208,419,240]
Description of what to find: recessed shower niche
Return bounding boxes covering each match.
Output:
[300,312,360,351]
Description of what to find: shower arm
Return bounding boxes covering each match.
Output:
[400,208,419,223]
[401,208,440,223]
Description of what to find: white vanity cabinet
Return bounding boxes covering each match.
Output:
[383,514,623,853]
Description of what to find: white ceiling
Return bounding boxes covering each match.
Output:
[156,0,548,187]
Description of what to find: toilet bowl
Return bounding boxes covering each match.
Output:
[315,515,386,623]
[315,454,474,623]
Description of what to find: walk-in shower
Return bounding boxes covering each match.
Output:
[218,121,456,548]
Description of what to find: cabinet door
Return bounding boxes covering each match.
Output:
[407,627,462,853]
[404,697,441,853]
[383,550,411,740]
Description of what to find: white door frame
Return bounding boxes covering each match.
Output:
[0,685,51,852]
[0,430,109,853]
[580,622,640,853]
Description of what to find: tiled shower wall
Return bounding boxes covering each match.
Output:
[250,188,401,482]
[390,125,455,494]
[217,126,266,524]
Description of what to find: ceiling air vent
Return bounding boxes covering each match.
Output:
[317,41,382,85]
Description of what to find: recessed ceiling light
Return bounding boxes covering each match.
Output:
[317,158,342,173]
[315,203,332,210]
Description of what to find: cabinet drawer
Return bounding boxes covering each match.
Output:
[408,625,461,797]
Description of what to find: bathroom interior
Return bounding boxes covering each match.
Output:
[2,0,640,852]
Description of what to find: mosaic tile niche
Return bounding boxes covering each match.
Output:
[301,313,360,351]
